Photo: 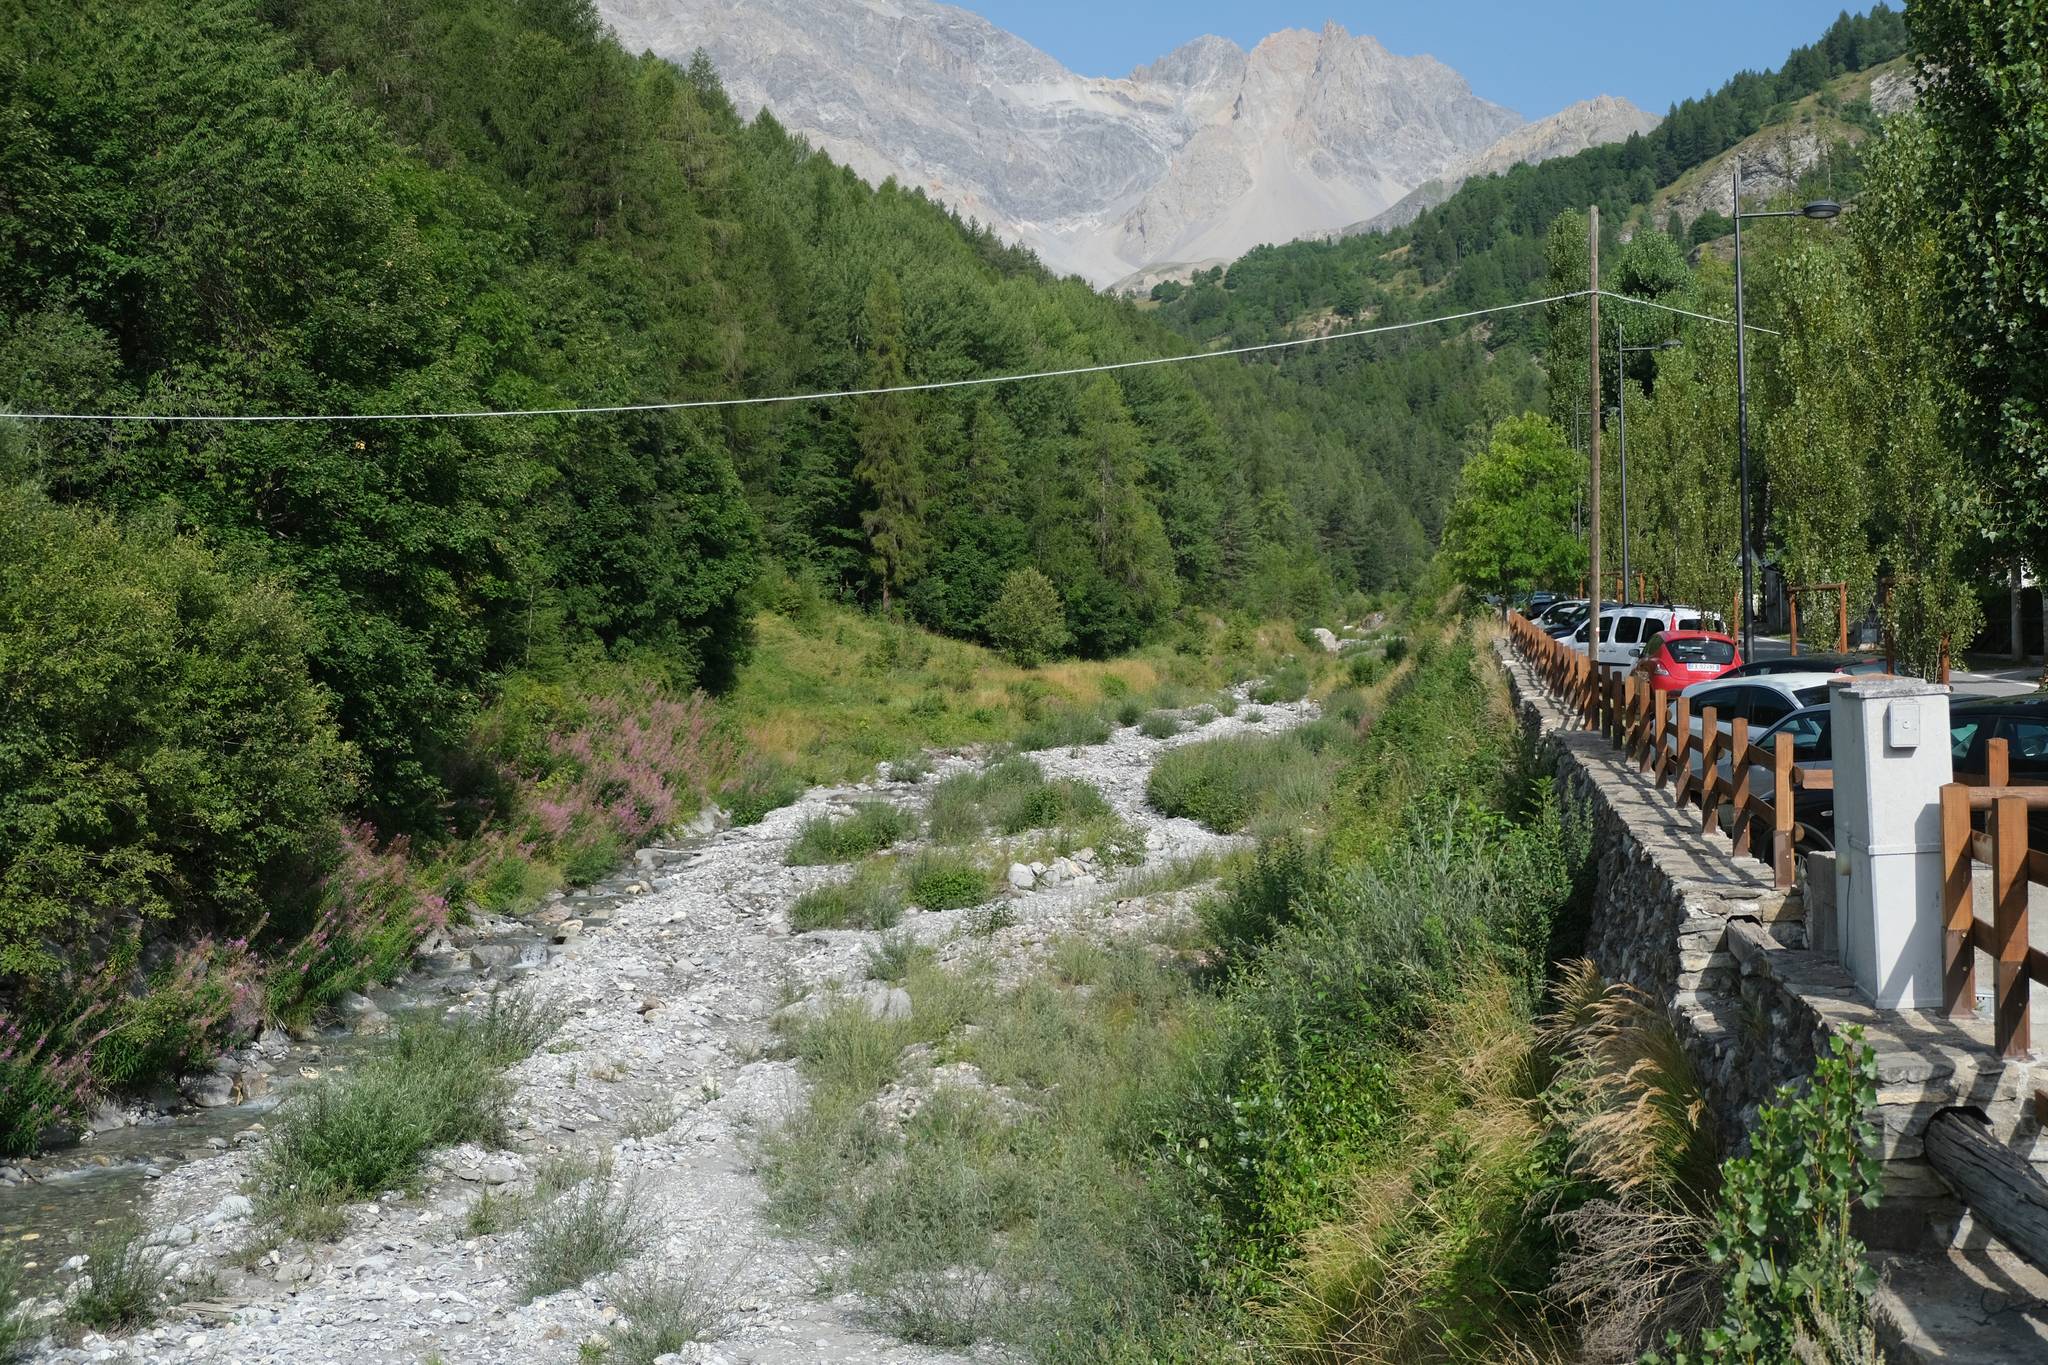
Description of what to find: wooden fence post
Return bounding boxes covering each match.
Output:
[1771,731,1794,888]
[1992,794,2032,1059]
[1942,783,1974,1019]
[1695,707,1721,821]
[1991,736,2010,789]
[1725,717,1750,847]
[1665,695,1691,792]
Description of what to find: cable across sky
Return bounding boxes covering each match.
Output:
[3,288,1756,425]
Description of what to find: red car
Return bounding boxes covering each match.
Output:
[1635,629,1742,692]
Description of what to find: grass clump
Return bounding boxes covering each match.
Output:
[1014,705,1112,752]
[789,860,905,932]
[255,994,553,1240]
[1146,732,1314,834]
[64,1222,168,1334]
[904,850,996,911]
[719,759,804,827]
[926,756,1112,847]
[518,1159,654,1302]
[864,931,934,983]
[0,1259,27,1362]
[1136,710,1182,740]
[1252,660,1310,705]
[601,1262,736,1361]
[785,801,916,865]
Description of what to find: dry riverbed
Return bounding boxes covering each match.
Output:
[23,694,1311,1365]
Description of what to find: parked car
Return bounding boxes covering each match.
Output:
[1679,672,1842,733]
[1950,693,2048,781]
[1525,591,1561,618]
[1568,603,1715,670]
[1717,653,1892,681]
[1634,629,1742,692]
[1538,599,1591,638]
[1704,704,1836,849]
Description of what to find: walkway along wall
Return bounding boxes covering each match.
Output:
[1494,639,2044,1255]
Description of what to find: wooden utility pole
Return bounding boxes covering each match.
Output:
[1588,206,1603,677]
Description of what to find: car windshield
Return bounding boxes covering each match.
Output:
[1794,685,1833,708]
[1667,637,1735,665]
[1771,712,1830,759]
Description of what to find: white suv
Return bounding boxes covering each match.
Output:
[1568,604,1715,670]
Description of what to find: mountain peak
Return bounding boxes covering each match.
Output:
[592,1,1640,284]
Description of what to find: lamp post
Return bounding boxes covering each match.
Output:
[1733,162,1839,658]
[1612,324,1682,601]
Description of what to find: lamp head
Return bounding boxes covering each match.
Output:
[1802,200,1841,220]
[1658,339,1682,351]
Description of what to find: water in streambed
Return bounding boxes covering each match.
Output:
[0,868,659,1286]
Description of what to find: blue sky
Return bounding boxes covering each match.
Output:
[946,2,1871,118]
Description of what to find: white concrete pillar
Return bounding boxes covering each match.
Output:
[1833,678,1954,1008]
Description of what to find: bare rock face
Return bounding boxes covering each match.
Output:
[597,0,1548,283]
[1343,93,1665,237]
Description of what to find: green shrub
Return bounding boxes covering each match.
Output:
[1115,697,1146,727]
[1347,652,1387,687]
[905,851,995,911]
[789,861,904,932]
[519,1160,654,1302]
[1653,1032,1883,1362]
[0,489,354,982]
[65,1221,168,1333]
[984,567,1071,667]
[1098,675,1130,700]
[785,802,916,865]
[1383,635,1410,665]
[1137,711,1182,740]
[1199,834,1320,960]
[1212,691,1240,717]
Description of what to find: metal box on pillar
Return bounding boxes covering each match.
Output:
[1833,678,1954,1008]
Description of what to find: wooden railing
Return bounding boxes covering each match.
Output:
[1508,611,1825,890]
[1940,737,2048,1058]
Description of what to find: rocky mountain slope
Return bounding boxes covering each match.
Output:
[596,0,1648,285]
[1342,94,1664,237]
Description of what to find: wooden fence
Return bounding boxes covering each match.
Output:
[1508,611,1829,890]
[1940,737,2048,1059]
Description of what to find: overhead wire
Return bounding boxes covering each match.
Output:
[1,287,1765,425]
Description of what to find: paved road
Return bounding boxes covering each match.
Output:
[1745,635,2040,699]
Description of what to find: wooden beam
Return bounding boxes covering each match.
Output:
[1925,1108,2048,1273]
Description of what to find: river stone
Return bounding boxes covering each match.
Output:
[338,992,393,1036]
[1006,863,1035,891]
[181,1071,235,1108]
[1312,626,1341,653]
[468,943,520,971]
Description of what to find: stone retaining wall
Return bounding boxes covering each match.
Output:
[1497,641,2042,1253]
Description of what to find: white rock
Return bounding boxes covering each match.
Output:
[1006,863,1035,891]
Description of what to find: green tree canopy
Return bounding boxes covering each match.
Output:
[1440,414,1587,599]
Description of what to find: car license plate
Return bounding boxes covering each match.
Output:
[1686,662,1718,672]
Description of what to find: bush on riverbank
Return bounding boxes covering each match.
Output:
[254,994,554,1239]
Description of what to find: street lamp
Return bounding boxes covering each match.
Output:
[1612,327,1682,601]
[1733,161,1840,657]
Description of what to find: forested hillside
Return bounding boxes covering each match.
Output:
[0,0,1437,1141]
[1,0,1422,825]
